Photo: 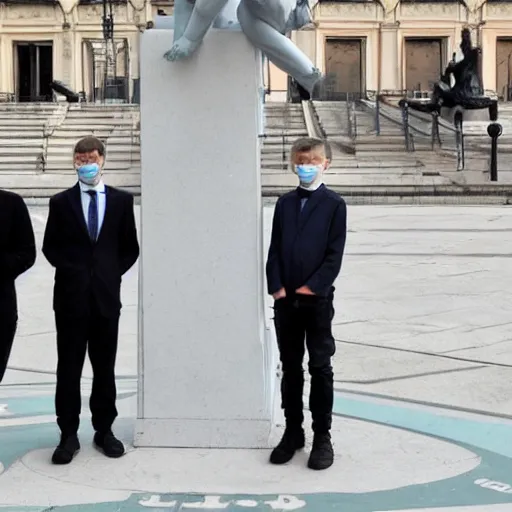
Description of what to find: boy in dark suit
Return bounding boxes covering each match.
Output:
[43,136,140,465]
[266,137,346,470]
[0,190,36,383]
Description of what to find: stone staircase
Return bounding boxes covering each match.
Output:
[0,103,60,172]
[45,104,140,174]
[261,102,308,172]
[1,101,512,202]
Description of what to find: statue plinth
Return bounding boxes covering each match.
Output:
[441,106,490,124]
[135,29,276,448]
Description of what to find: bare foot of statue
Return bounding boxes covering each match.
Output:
[163,36,199,61]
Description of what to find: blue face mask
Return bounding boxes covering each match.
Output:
[295,164,322,186]
[77,163,100,185]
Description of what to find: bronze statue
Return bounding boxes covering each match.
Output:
[401,28,497,121]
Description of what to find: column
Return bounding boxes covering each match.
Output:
[380,23,400,91]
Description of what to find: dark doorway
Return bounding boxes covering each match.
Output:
[325,38,365,99]
[16,42,53,102]
[405,38,443,93]
[496,38,512,101]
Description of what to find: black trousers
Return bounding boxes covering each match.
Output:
[0,316,17,383]
[55,301,119,436]
[273,292,336,434]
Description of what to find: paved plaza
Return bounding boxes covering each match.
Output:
[1,204,512,511]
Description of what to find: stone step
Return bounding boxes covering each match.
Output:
[0,154,40,163]
[68,105,139,110]
[47,143,138,153]
[49,130,125,139]
[0,115,51,121]
[0,134,43,140]
[0,106,58,112]
[0,163,39,171]
[62,120,135,127]
[0,126,45,132]
[0,139,43,147]
[0,147,42,155]
[45,161,137,171]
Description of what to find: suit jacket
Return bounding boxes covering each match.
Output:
[0,190,36,320]
[42,183,140,318]
[266,184,347,297]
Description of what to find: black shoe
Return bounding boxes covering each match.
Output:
[308,433,334,470]
[269,428,305,465]
[93,431,125,458]
[52,434,80,465]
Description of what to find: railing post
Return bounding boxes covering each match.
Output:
[400,100,412,152]
[352,98,357,139]
[431,111,441,149]
[375,93,381,135]
[346,93,352,140]
[487,122,502,182]
[454,108,465,171]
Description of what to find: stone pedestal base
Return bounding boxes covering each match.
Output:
[135,29,275,449]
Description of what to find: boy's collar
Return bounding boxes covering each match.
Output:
[299,181,324,192]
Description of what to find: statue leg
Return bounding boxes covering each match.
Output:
[237,0,321,94]
[164,0,230,61]
[173,0,195,42]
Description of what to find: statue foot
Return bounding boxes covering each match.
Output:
[163,36,199,61]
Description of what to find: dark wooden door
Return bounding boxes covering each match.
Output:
[496,39,512,100]
[405,38,442,92]
[325,38,364,98]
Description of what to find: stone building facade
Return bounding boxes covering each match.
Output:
[1,0,512,102]
[268,0,512,101]
[0,0,154,102]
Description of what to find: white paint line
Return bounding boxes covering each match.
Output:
[138,495,305,510]
[0,415,55,427]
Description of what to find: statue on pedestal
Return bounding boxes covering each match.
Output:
[164,0,324,99]
[401,28,498,120]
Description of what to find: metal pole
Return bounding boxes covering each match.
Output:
[508,53,512,101]
[487,122,503,181]
[431,111,440,149]
[454,109,464,171]
[400,100,411,152]
[102,0,108,102]
[375,92,380,135]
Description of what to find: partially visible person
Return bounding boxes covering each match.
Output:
[43,136,139,465]
[0,190,36,383]
[266,137,347,470]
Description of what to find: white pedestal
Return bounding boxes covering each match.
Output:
[135,29,276,448]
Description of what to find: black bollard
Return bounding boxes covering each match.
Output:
[487,122,503,182]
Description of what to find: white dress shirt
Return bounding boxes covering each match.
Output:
[79,180,107,235]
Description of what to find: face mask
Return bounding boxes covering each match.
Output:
[295,164,323,187]
[77,163,101,185]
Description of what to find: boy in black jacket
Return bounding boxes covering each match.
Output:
[266,137,347,470]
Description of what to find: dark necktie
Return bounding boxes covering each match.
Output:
[297,187,313,212]
[87,190,98,241]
